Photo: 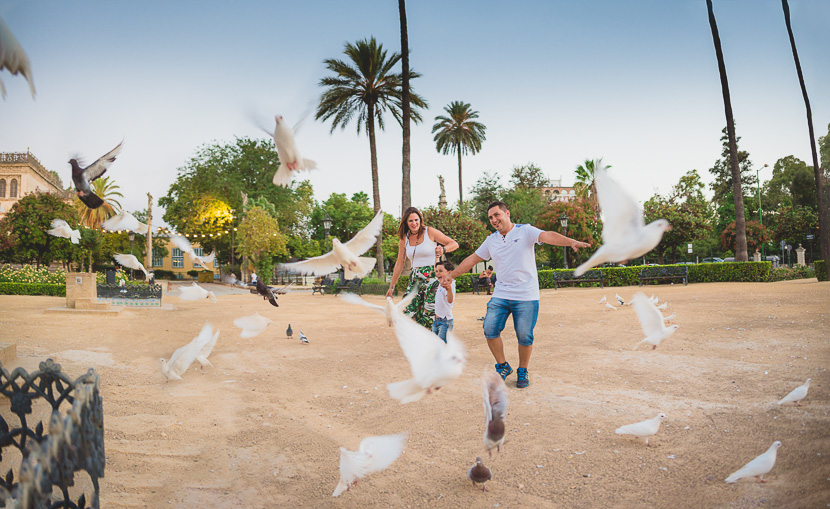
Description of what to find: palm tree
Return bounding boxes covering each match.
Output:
[574,159,612,213]
[432,101,486,205]
[706,0,748,262]
[74,176,122,228]
[781,0,828,278]
[317,37,427,277]
[399,0,412,213]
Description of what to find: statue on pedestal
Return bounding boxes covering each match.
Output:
[438,175,447,209]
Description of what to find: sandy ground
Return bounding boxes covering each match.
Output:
[0,279,829,508]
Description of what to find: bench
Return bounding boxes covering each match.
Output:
[553,269,604,289]
[638,266,688,286]
[333,278,363,295]
[312,277,336,295]
[470,273,496,295]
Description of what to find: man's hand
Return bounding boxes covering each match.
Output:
[570,239,591,252]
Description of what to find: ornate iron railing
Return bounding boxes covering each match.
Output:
[96,283,162,300]
[0,359,104,508]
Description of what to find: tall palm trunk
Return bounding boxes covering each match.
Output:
[706,0,748,261]
[782,0,829,278]
[399,0,412,213]
[366,102,385,277]
[457,146,463,205]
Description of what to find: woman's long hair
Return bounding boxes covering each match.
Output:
[398,207,425,240]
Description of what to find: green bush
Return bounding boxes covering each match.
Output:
[816,260,827,282]
[0,265,66,284]
[153,269,175,280]
[688,262,769,283]
[186,270,199,278]
[766,265,815,282]
[0,283,66,296]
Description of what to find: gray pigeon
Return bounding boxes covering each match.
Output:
[70,141,123,209]
[299,330,308,344]
[286,324,293,340]
[482,371,508,456]
[467,457,492,491]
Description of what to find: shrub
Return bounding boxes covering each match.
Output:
[0,265,66,284]
[153,269,175,280]
[766,266,815,282]
[816,260,827,282]
[0,283,66,296]
[187,270,199,278]
[688,262,770,283]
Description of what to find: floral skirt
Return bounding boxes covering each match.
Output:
[404,265,439,328]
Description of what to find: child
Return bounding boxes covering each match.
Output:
[432,260,456,343]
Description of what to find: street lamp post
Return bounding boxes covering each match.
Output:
[756,163,768,258]
[323,214,332,252]
[128,232,135,280]
[559,213,569,270]
[230,210,236,267]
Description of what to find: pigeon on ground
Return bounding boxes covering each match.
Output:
[47,219,80,244]
[233,312,273,338]
[196,327,221,367]
[598,295,607,304]
[114,253,148,279]
[615,413,666,446]
[256,278,279,307]
[467,457,492,491]
[102,210,153,235]
[0,14,36,99]
[631,292,679,350]
[339,290,417,326]
[482,370,508,456]
[160,323,216,380]
[169,234,215,269]
[178,282,217,303]
[725,441,782,483]
[299,331,308,344]
[280,211,384,279]
[777,379,810,406]
[387,315,467,404]
[332,433,407,497]
[615,293,625,306]
[573,161,670,276]
[604,302,617,311]
[286,324,293,340]
[656,302,668,310]
[70,142,123,209]
[268,115,317,187]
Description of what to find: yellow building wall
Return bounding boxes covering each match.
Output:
[152,237,218,278]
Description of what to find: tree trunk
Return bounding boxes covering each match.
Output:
[457,148,463,206]
[399,0,412,215]
[707,0,748,261]
[367,102,385,277]
[145,193,153,278]
[781,0,829,279]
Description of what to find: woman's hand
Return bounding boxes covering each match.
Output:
[434,245,445,258]
[385,286,395,298]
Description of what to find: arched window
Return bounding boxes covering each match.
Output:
[9,179,17,198]
[0,179,5,197]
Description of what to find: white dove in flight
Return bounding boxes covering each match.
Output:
[178,282,217,303]
[102,210,153,235]
[160,322,216,381]
[280,211,383,279]
[233,312,273,338]
[270,115,317,187]
[170,234,215,269]
[114,254,148,279]
[196,327,221,367]
[339,290,417,326]
[725,441,782,483]
[615,412,666,446]
[332,433,407,497]
[0,14,35,99]
[777,378,810,406]
[573,161,670,276]
[631,292,678,349]
[47,219,80,245]
[387,315,467,404]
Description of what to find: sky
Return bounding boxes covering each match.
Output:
[1,0,828,229]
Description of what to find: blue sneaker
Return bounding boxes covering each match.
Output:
[516,368,529,388]
[495,362,513,380]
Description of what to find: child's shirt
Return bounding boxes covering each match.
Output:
[435,280,456,320]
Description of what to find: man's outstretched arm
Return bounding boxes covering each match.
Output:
[446,253,485,281]
[539,231,591,251]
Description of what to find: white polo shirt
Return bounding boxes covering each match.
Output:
[474,224,543,301]
[435,280,456,320]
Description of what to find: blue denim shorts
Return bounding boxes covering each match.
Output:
[432,316,454,343]
[483,298,539,346]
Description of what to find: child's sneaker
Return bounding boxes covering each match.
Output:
[516,367,529,388]
[495,362,513,380]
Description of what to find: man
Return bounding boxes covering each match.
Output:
[445,202,590,388]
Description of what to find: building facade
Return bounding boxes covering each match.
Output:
[0,151,71,216]
[538,178,577,202]
[151,233,219,278]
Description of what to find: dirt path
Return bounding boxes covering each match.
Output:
[1,280,828,507]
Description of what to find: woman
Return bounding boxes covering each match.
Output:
[387,207,459,328]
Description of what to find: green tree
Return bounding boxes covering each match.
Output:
[74,176,122,229]
[536,200,601,269]
[0,192,79,267]
[236,206,288,280]
[501,186,549,228]
[467,171,504,225]
[574,159,611,212]
[720,220,771,254]
[398,0,413,212]
[422,206,489,264]
[708,127,757,207]
[317,36,427,277]
[763,156,816,214]
[432,101,486,205]
[509,163,548,189]
[773,205,819,247]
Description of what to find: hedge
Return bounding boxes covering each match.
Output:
[0,283,66,296]
[816,260,827,282]
[766,266,815,282]
[152,269,176,280]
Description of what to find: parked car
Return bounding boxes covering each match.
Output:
[702,257,724,263]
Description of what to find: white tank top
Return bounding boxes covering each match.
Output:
[405,227,439,268]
